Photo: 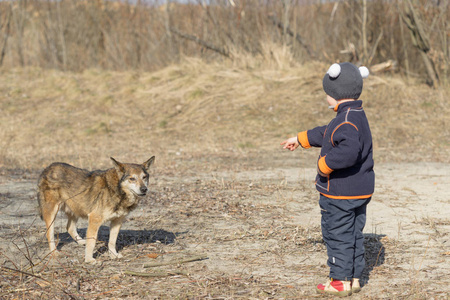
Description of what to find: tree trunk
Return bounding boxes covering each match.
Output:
[0,6,12,67]
[400,0,439,87]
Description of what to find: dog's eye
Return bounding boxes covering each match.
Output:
[129,177,136,182]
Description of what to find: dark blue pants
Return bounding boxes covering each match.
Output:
[319,195,371,281]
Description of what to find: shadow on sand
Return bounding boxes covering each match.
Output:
[361,233,386,286]
[56,226,180,255]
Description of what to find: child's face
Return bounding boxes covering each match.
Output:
[326,95,337,107]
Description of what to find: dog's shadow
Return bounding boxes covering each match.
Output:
[361,233,386,286]
[56,226,179,255]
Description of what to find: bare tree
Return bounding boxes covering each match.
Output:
[0,0,445,85]
[400,0,440,87]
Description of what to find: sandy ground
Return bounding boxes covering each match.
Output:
[0,155,449,299]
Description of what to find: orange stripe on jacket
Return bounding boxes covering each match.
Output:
[297,131,311,149]
[318,156,333,175]
[331,122,358,147]
[320,193,373,200]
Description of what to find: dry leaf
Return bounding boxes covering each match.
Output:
[146,253,159,259]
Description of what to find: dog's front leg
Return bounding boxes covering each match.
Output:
[85,212,103,263]
[108,218,124,259]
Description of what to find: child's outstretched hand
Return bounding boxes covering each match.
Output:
[281,137,299,151]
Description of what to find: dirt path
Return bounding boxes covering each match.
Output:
[0,160,449,299]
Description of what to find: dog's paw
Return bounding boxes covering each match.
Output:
[84,257,96,264]
[76,239,86,245]
[109,251,123,260]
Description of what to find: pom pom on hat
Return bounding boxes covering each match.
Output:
[359,66,369,78]
[327,63,341,78]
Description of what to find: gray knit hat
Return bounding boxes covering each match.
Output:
[322,62,369,100]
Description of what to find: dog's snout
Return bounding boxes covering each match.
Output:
[140,186,148,194]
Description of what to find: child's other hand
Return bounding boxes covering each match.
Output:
[281,137,299,151]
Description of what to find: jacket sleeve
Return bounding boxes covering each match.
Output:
[318,123,361,174]
[298,125,327,148]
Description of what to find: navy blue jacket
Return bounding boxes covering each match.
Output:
[297,100,375,199]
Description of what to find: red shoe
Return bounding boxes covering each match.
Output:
[316,278,352,297]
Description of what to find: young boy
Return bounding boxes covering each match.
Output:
[281,62,374,297]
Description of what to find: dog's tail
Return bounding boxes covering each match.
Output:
[37,175,45,221]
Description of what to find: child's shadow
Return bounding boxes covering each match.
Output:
[361,233,386,286]
[57,226,179,256]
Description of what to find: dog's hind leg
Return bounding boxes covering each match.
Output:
[85,212,103,263]
[41,198,60,253]
[108,218,124,259]
[66,214,86,245]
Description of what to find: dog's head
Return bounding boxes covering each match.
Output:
[111,156,155,197]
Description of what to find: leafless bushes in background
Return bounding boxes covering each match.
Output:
[0,0,447,85]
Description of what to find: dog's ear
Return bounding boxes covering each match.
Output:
[111,157,125,176]
[142,156,155,171]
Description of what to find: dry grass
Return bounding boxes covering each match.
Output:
[0,56,448,171]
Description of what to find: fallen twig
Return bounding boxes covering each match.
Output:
[124,270,188,277]
[143,254,208,268]
[1,266,50,283]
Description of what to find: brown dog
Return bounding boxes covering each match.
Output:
[37,156,155,263]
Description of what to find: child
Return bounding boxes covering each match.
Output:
[281,62,374,297]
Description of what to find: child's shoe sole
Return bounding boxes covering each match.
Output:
[316,287,352,297]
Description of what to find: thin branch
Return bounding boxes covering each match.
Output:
[268,15,315,58]
[1,266,50,283]
[367,30,383,66]
[124,270,188,277]
[170,27,231,59]
[143,254,208,268]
